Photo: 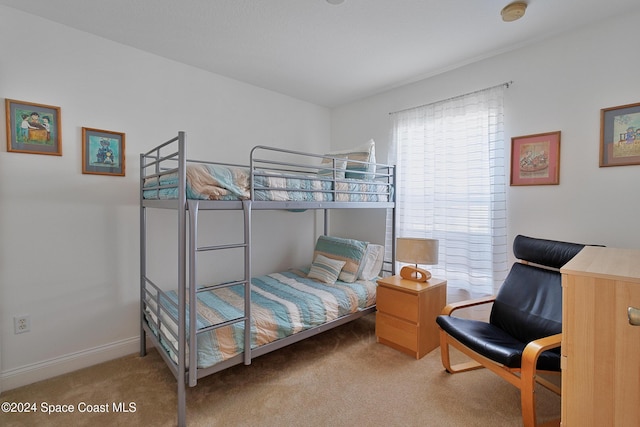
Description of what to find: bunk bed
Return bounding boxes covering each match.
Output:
[139,132,396,426]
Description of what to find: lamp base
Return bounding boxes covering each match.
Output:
[400,265,431,282]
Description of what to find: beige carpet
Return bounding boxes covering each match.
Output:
[0,314,560,426]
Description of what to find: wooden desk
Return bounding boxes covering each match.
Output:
[560,246,640,426]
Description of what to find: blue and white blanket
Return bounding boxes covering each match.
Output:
[143,163,250,200]
[145,270,377,369]
[143,163,390,202]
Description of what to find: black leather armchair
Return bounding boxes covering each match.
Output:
[436,235,587,427]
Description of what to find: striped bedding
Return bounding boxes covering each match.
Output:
[142,163,389,202]
[145,270,377,369]
[254,173,390,202]
[142,163,251,201]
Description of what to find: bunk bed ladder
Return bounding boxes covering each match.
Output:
[185,199,253,388]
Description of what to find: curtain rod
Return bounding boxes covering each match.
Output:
[389,80,513,116]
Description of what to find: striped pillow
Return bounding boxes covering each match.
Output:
[314,235,368,283]
[308,254,346,284]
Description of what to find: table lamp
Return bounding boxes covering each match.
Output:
[396,237,439,282]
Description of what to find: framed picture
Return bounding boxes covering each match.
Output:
[82,127,125,176]
[600,102,640,167]
[510,131,561,186]
[5,98,62,155]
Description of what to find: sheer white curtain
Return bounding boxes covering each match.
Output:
[387,85,509,297]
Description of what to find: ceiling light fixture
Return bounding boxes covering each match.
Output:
[501,1,527,22]
[326,0,345,5]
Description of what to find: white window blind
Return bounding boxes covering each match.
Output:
[387,84,509,297]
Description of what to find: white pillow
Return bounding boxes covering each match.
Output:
[318,157,347,179]
[308,254,346,284]
[359,244,385,281]
[321,139,376,180]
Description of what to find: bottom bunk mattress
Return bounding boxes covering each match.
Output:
[145,270,377,369]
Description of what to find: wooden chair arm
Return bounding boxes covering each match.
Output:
[521,333,563,425]
[522,333,563,374]
[522,333,562,362]
[521,333,562,388]
[441,295,496,316]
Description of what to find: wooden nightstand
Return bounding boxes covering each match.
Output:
[375,275,447,359]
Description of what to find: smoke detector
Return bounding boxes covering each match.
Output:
[501,2,527,22]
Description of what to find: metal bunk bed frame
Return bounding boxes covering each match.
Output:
[139,132,396,426]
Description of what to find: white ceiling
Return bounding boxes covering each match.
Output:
[2,0,640,107]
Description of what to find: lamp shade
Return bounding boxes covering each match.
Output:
[396,238,439,265]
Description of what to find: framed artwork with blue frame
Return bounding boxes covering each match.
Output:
[82,127,125,176]
[5,98,62,155]
[600,102,640,167]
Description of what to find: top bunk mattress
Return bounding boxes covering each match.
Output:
[142,163,392,203]
[140,135,394,205]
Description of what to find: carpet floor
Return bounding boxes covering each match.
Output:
[0,313,560,426]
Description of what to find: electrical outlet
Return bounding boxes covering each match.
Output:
[14,315,30,334]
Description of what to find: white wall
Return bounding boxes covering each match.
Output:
[331,10,640,256]
[0,7,330,390]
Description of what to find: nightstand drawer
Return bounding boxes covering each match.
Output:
[376,312,418,352]
[377,286,418,322]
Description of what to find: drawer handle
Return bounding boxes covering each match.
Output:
[629,307,640,326]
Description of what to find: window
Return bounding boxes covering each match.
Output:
[387,85,509,296]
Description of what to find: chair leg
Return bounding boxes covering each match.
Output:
[439,330,483,373]
[520,362,537,427]
[439,330,454,372]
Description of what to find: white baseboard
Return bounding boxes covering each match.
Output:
[0,336,141,393]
